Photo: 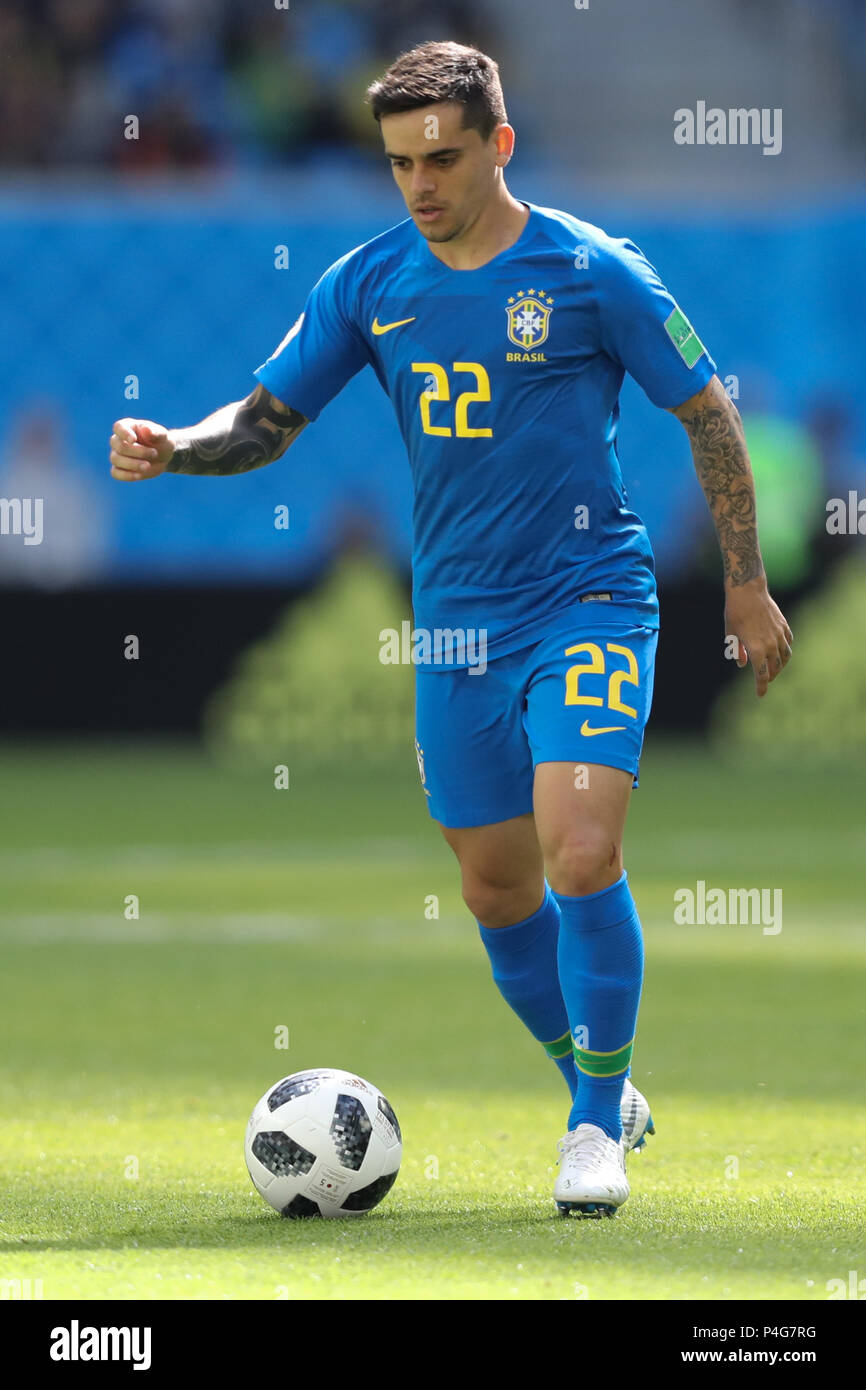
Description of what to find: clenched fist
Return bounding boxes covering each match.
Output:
[109,418,175,481]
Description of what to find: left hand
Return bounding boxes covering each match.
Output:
[724,576,793,698]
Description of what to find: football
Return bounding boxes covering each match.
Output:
[244,1068,402,1218]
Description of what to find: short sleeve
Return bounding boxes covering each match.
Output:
[254,254,370,421]
[594,237,716,409]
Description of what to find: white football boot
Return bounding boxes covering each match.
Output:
[554,1123,629,1218]
[620,1078,655,1153]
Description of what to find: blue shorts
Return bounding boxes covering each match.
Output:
[414,619,657,828]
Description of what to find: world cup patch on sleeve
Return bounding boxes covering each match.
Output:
[664,305,705,368]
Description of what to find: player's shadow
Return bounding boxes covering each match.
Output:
[0,1192,855,1265]
[0,1203,562,1256]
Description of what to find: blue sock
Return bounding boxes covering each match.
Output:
[477,883,578,1098]
[554,872,644,1141]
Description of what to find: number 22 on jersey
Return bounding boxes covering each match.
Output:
[411,362,493,438]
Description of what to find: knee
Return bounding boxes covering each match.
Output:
[462,872,543,929]
[545,829,622,897]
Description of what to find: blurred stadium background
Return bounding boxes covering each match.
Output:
[0,0,865,1302]
[0,0,864,744]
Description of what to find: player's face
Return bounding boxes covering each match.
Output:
[380,103,512,244]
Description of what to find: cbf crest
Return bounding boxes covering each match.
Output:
[505,289,554,349]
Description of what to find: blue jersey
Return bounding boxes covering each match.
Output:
[255,201,715,664]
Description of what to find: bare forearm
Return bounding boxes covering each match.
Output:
[167,385,308,476]
[673,376,764,587]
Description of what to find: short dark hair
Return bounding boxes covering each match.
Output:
[366,41,507,141]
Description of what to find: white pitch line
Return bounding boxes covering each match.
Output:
[0,913,471,945]
[0,837,434,873]
[0,914,325,942]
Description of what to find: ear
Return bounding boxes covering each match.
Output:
[494,123,515,165]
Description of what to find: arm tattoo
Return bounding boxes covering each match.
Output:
[167,385,308,476]
[677,383,764,586]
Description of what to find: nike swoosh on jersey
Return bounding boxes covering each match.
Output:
[371,316,417,335]
[580,720,628,736]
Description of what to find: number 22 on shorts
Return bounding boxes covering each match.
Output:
[563,642,639,726]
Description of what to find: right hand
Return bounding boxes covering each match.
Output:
[109,418,175,481]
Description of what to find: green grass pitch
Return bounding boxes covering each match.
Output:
[0,743,863,1301]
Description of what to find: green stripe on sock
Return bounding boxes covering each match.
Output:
[542,1030,573,1061]
[572,1038,634,1077]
